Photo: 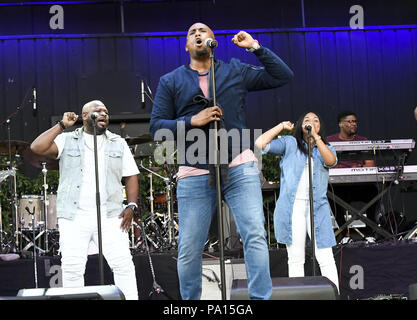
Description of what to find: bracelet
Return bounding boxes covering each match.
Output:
[57,120,66,131]
[127,202,138,208]
[314,136,322,142]
[126,202,138,214]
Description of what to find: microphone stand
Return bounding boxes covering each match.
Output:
[92,119,105,285]
[139,218,171,299]
[3,116,20,253]
[209,45,227,300]
[307,128,317,276]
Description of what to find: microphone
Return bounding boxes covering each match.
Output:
[90,112,99,120]
[304,124,312,131]
[141,79,145,109]
[32,87,37,116]
[205,38,218,48]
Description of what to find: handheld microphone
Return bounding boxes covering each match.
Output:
[90,112,99,120]
[141,79,145,109]
[304,124,312,131]
[205,38,218,48]
[32,87,37,116]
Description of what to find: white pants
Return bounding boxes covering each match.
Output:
[58,212,139,300]
[286,199,339,292]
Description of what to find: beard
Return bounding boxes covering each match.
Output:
[349,127,358,136]
[86,118,107,135]
[194,48,209,58]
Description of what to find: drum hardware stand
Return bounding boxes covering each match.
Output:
[0,205,5,253]
[1,88,33,253]
[130,222,136,250]
[141,159,163,251]
[25,206,39,288]
[164,164,178,249]
[21,226,46,255]
[0,205,3,251]
[131,220,161,252]
[404,224,417,240]
[40,162,50,253]
[2,117,18,253]
[0,169,17,254]
[157,174,176,249]
[139,161,175,250]
[147,158,156,219]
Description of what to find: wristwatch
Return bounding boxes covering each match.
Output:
[57,120,66,131]
[246,40,260,53]
[126,202,138,214]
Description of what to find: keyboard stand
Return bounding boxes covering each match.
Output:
[327,188,394,239]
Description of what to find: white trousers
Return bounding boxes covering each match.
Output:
[286,199,339,292]
[58,212,139,300]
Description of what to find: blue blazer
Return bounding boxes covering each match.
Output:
[150,46,294,168]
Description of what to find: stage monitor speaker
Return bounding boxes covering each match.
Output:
[14,285,125,300]
[409,283,417,300]
[230,276,339,300]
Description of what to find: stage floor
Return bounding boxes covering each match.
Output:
[1,240,417,300]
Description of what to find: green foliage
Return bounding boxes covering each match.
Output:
[261,153,281,184]
[0,155,60,233]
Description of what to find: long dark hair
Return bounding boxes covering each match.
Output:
[292,111,330,155]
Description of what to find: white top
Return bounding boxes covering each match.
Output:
[54,131,139,213]
[294,159,313,200]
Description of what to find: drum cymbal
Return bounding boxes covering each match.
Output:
[0,140,29,155]
[125,134,153,145]
[21,148,59,170]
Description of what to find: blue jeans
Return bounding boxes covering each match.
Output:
[176,161,272,300]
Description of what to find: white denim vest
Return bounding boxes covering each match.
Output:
[56,127,125,220]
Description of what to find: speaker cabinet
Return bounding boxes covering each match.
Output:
[14,285,125,300]
[230,276,339,300]
[409,283,417,300]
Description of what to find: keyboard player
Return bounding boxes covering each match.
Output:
[327,110,378,240]
[327,110,375,168]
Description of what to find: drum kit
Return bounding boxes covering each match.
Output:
[0,140,60,257]
[126,134,179,253]
[0,135,179,257]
